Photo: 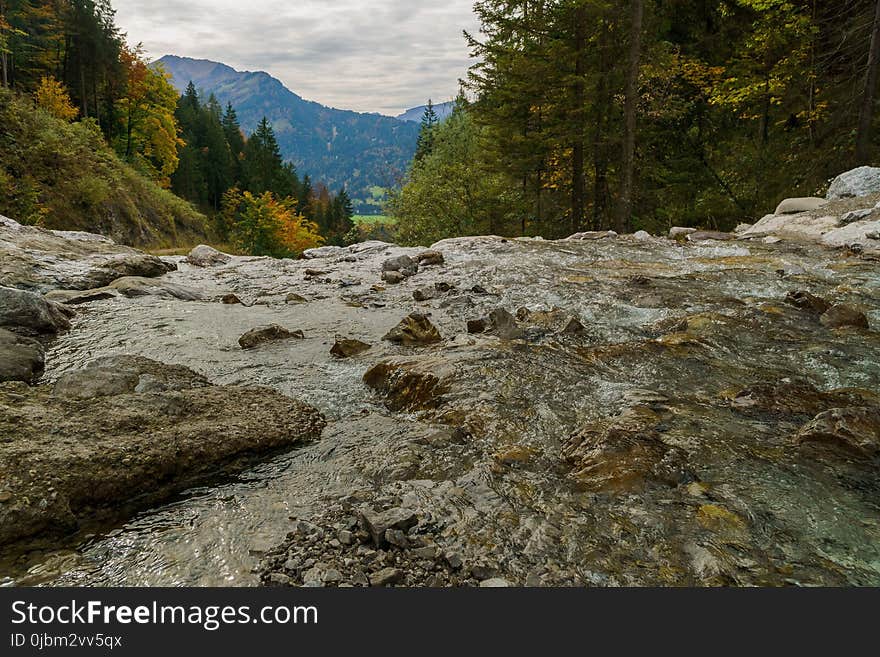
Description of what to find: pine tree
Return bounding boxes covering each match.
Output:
[414,99,439,163]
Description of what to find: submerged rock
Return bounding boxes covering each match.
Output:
[363,357,453,411]
[794,407,880,458]
[239,325,304,349]
[382,313,442,345]
[0,329,45,385]
[330,338,372,359]
[820,304,869,330]
[0,363,325,547]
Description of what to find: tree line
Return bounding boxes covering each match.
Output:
[0,0,353,255]
[392,0,880,243]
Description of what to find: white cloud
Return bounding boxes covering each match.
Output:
[113,0,479,115]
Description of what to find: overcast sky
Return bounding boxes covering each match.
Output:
[112,0,479,115]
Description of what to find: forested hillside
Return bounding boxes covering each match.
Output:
[158,55,421,215]
[392,0,880,243]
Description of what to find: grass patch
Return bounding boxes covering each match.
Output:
[353,214,396,225]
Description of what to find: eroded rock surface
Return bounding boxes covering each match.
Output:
[0,357,325,548]
[2,229,879,588]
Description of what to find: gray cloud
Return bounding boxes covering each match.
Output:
[113,0,479,115]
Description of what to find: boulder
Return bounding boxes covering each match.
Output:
[363,356,454,411]
[0,329,45,385]
[107,277,204,301]
[632,230,652,241]
[669,227,697,240]
[0,358,325,546]
[330,338,371,359]
[820,304,869,330]
[827,166,880,200]
[382,313,442,345]
[239,325,304,349]
[186,244,231,267]
[0,286,74,334]
[774,197,827,215]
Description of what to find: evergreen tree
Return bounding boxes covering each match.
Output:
[414,99,439,163]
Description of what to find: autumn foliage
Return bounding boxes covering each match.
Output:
[223,188,322,257]
[33,76,78,121]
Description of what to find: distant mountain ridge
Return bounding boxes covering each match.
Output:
[396,101,455,124]
[156,55,420,209]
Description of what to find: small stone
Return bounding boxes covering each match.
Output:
[369,567,403,587]
[220,293,242,305]
[479,578,511,588]
[471,285,490,295]
[266,572,292,587]
[382,313,442,345]
[338,530,353,545]
[352,571,369,587]
[413,287,437,302]
[785,291,831,315]
[0,491,12,503]
[487,308,523,340]
[286,293,309,304]
[238,325,304,349]
[418,250,445,266]
[445,552,463,570]
[382,271,406,285]
[561,317,586,335]
[323,569,343,584]
[820,304,869,330]
[382,255,418,276]
[411,545,438,560]
[385,529,410,548]
[358,507,418,547]
[435,282,455,293]
[330,338,371,359]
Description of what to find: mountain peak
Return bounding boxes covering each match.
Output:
[157,54,420,213]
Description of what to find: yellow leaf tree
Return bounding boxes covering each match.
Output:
[34,76,78,121]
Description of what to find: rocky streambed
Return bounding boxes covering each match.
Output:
[1,189,879,587]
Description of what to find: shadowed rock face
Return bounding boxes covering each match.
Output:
[3,231,879,588]
[0,356,325,548]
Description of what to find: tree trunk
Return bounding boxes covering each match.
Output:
[856,0,880,164]
[618,0,643,234]
[570,4,587,235]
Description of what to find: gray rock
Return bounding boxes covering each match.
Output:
[0,286,74,334]
[107,277,203,301]
[185,245,231,267]
[382,271,406,285]
[774,197,827,214]
[239,325,304,349]
[0,329,45,385]
[827,166,880,199]
[417,250,445,266]
[669,227,697,240]
[369,567,403,587]
[839,208,874,225]
[0,215,176,292]
[358,507,418,547]
[382,313,442,345]
[479,578,512,588]
[385,528,410,548]
[632,230,652,241]
[381,255,418,276]
[413,287,437,302]
[53,355,209,400]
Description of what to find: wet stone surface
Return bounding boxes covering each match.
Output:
[2,234,879,587]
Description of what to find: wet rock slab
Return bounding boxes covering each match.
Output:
[0,356,326,547]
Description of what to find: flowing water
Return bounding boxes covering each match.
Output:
[3,236,879,586]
